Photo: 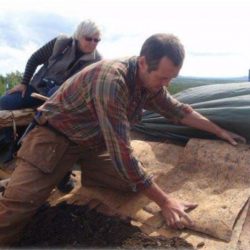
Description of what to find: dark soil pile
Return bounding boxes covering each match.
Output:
[14,202,194,249]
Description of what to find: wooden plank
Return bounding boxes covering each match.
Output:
[0,109,34,128]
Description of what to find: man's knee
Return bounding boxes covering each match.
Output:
[81,168,131,192]
[79,152,132,192]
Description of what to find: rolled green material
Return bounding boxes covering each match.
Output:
[133,82,250,143]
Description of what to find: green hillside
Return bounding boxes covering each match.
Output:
[169,76,249,94]
[0,71,23,96]
[0,71,248,96]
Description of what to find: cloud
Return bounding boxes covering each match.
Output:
[189,52,238,57]
[0,41,38,75]
[1,0,250,77]
[0,11,76,75]
[0,11,75,48]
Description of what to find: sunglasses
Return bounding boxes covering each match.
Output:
[84,36,101,43]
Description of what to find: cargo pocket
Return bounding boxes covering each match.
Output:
[17,126,69,173]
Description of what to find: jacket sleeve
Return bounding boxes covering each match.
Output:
[94,67,152,191]
[144,87,193,123]
[21,38,57,85]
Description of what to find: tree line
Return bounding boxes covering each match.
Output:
[0,71,23,96]
[2,71,245,97]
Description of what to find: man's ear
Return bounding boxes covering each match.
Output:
[138,56,147,71]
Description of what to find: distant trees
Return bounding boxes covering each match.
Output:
[0,71,247,97]
[0,71,23,96]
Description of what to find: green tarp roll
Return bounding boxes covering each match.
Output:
[133,82,250,143]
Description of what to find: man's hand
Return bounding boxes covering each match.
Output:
[7,83,27,98]
[181,110,246,145]
[160,197,197,229]
[216,129,246,146]
[142,182,198,229]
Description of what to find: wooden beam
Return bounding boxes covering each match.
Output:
[0,109,34,128]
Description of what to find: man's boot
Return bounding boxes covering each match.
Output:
[57,171,75,193]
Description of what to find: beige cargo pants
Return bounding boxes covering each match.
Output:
[0,126,130,246]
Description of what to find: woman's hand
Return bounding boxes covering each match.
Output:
[7,83,27,98]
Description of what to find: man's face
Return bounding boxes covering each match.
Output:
[139,56,181,93]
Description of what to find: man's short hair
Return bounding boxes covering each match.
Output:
[140,33,185,72]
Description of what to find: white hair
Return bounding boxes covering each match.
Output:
[73,19,101,40]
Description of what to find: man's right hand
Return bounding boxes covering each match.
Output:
[7,83,27,98]
[160,197,197,229]
[142,182,197,229]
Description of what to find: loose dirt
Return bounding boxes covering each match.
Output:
[14,202,194,249]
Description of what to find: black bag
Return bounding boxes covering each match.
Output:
[0,127,24,163]
[31,76,59,96]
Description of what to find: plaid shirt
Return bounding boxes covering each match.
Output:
[39,57,190,191]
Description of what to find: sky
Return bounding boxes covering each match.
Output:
[1,0,250,78]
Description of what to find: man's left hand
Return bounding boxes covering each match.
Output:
[217,129,246,145]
